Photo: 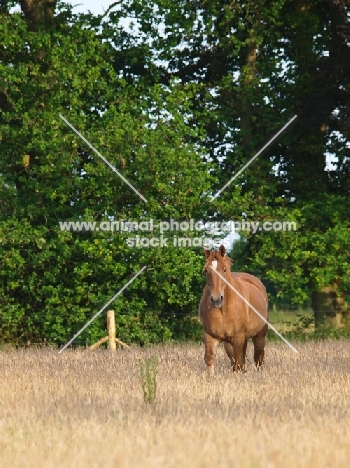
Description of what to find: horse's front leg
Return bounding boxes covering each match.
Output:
[203,332,220,376]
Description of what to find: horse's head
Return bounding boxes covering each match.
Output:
[203,244,231,309]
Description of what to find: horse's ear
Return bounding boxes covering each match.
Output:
[219,244,226,257]
[204,249,211,258]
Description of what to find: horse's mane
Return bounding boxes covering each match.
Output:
[203,250,232,272]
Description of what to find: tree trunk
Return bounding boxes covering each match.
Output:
[241,40,256,154]
[312,286,348,329]
[20,0,57,29]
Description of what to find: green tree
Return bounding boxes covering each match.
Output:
[0,1,211,345]
[109,0,350,328]
[1,0,350,345]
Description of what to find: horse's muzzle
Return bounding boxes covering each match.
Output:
[210,296,224,308]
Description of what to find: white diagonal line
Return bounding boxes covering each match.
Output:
[210,267,298,353]
[210,115,297,201]
[59,114,148,203]
[58,266,147,354]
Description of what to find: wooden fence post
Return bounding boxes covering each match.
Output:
[107,309,117,351]
[89,309,130,351]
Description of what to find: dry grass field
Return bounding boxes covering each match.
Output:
[0,340,349,468]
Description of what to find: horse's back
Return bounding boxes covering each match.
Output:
[232,272,267,298]
[232,272,268,317]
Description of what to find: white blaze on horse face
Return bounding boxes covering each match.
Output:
[211,260,218,270]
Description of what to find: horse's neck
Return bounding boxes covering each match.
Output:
[225,273,241,298]
[227,272,238,284]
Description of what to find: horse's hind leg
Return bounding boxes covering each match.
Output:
[236,338,248,371]
[224,342,234,368]
[252,323,268,368]
[242,339,248,366]
[226,335,247,371]
[203,332,220,376]
[224,340,247,371]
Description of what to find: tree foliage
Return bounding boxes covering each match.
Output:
[0,1,211,345]
[0,0,349,344]
[111,0,350,306]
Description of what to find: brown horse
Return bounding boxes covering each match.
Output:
[199,244,268,374]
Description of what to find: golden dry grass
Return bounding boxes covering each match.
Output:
[0,340,349,468]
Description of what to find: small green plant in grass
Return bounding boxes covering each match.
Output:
[138,356,158,404]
